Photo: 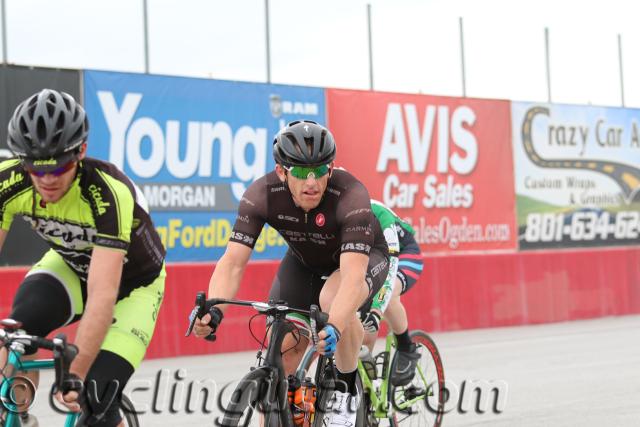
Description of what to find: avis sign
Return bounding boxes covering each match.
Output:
[377,104,476,209]
[328,89,517,252]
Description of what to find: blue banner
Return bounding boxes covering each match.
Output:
[84,70,326,261]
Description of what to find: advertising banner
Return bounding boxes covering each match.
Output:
[512,102,640,249]
[0,65,80,266]
[84,70,326,261]
[327,89,517,253]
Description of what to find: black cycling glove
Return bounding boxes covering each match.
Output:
[204,305,224,341]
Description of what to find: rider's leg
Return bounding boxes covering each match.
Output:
[318,247,388,377]
[318,270,368,375]
[279,330,310,376]
[362,330,377,352]
[318,250,388,426]
[380,278,407,334]
[4,271,74,410]
[93,267,165,427]
[84,351,133,427]
[362,277,406,352]
[387,251,423,386]
[268,252,323,376]
[363,277,405,353]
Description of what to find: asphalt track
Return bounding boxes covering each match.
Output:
[28,314,640,426]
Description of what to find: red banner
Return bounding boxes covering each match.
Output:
[327,89,517,253]
[4,247,640,358]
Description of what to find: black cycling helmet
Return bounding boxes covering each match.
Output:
[273,120,336,167]
[7,89,88,172]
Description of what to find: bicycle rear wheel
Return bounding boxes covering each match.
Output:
[120,393,140,427]
[389,330,445,427]
[68,394,141,426]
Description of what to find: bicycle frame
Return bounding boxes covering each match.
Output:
[188,296,331,427]
[1,350,79,427]
[357,332,395,419]
[261,315,297,427]
[357,333,430,419]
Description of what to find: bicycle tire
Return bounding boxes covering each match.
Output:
[219,368,281,427]
[120,393,140,427]
[388,330,445,427]
[312,356,365,427]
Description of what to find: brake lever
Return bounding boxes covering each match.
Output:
[185,291,206,337]
[309,304,330,347]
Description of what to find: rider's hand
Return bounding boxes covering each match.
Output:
[193,306,224,341]
[316,323,341,357]
[54,372,84,413]
[362,310,382,333]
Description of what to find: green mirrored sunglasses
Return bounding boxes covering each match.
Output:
[284,164,331,179]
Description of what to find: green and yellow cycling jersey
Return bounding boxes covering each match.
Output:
[371,199,415,249]
[369,199,416,314]
[0,157,165,300]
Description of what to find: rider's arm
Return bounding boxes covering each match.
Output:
[329,251,370,333]
[71,246,124,379]
[194,179,266,338]
[207,241,253,311]
[71,169,134,378]
[192,242,253,338]
[206,177,267,308]
[329,183,381,333]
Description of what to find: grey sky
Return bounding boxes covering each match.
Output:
[3,0,640,107]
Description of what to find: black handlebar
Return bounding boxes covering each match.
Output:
[0,325,79,395]
[51,334,80,394]
[184,292,330,342]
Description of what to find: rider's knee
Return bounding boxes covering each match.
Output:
[318,289,334,312]
[282,331,308,355]
[341,314,364,342]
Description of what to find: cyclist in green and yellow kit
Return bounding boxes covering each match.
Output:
[0,89,166,427]
[361,199,424,386]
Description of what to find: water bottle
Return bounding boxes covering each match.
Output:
[301,377,317,423]
[287,375,304,425]
[359,345,377,379]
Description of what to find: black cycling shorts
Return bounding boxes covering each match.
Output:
[268,248,388,333]
[10,273,136,427]
[397,232,423,294]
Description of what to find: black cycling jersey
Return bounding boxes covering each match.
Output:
[230,168,388,276]
[0,157,165,297]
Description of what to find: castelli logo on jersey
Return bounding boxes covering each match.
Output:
[315,213,325,227]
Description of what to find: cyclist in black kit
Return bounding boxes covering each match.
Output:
[193,120,389,426]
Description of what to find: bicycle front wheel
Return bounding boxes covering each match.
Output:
[313,355,366,427]
[219,368,282,427]
[389,330,445,427]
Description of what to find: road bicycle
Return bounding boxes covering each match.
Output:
[297,328,445,426]
[0,319,139,427]
[185,292,366,426]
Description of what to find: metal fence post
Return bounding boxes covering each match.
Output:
[545,27,551,103]
[459,17,466,97]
